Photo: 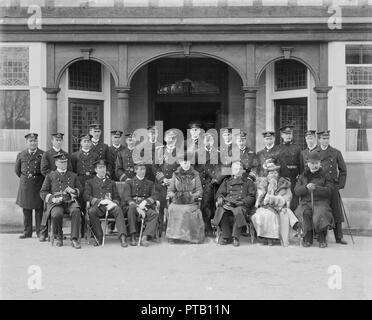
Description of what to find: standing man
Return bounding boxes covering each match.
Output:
[116,132,137,182]
[108,130,125,181]
[278,123,301,211]
[41,132,72,177]
[257,130,281,176]
[39,153,83,248]
[15,133,44,239]
[123,162,159,247]
[218,127,235,183]
[142,125,161,182]
[89,123,111,177]
[317,130,348,245]
[233,131,259,181]
[84,160,128,247]
[299,130,321,174]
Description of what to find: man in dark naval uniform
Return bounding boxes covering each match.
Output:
[39,153,83,248]
[257,131,281,177]
[70,134,99,188]
[278,123,301,211]
[84,160,128,247]
[142,125,162,182]
[108,130,125,181]
[123,162,159,247]
[89,123,111,177]
[299,130,321,174]
[15,133,45,239]
[116,132,137,182]
[212,161,256,247]
[233,131,259,181]
[41,132,72,177]
[317,130,348,245]
[153,129,179,234]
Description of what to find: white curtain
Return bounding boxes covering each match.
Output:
[366,129,372,152]
[345,129,358,151]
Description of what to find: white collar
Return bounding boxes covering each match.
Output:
[28,149,36,154]
[112,144,121,149]
[136,175,145,181]
[57,169,67,174]
[81,148,90,153]
[91,138,99,144]
[308,145,317,151]
[52,146,61,152]
[127,146,135,151]
[239,147,246,152]
[266,144,274,151]
[320,145,329,150]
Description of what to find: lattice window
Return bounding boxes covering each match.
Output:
[0,47,29,86]
[277,102,307,150]
[346,89,372,106]
[347,66,372,85]
[69,99,103,153]
[346,45,372,64]
[274,60,307,91]
[68,60,102,92]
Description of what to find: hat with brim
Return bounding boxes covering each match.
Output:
[307,151,321,162]
[94,159,107,168]
[124,132,136,139]
[164,130,177,139]
[53,153,68,162]
[317,130,330,137]
[25,133,38,139]
[188,121,202,129]
[234,131,247,139]
[80,134,92,141]
[279,122,295,133]
[305,130,317,137]
[51,133,64,139]
[111,130,123,137]
[262,130,275,137]
[263,158,281,171]
[134,160,146,168]
[88,122,102,130]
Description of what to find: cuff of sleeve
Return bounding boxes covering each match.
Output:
[74,188,80,197]
[45,193,52,203]
[120,174,126,181]
[113,200,119,206]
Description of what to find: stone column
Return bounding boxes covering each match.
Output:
[43,87,60,148]
[116,86,131,134]
[243,86,259,151]
[314,86,332,132]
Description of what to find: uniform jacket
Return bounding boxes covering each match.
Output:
[83,175,121,207]
[153,146,179,182]
[40,170,82,224]
[299,145,321,174]
[70,149,99,177]
[140,141,162,182]
[278,141,301,182]
[91,141,111,175]
[41,148,72,177]
[116,147,136,181]
[15,148,45,209]
[256,145,281,176]
[318,145,347,189]
[108,144,125,181]
[122,176,157,207]
[212,175,256,227]
[233,147,259,178]
[198,146,220,187]
[167,166,202,204]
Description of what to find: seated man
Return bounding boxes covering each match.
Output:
[84,160,128,247]
[294,151,334,248]
[212,161,256,247]
[123,161,159,247]
[39,153,83,248]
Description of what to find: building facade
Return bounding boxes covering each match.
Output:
[0,0,371,230]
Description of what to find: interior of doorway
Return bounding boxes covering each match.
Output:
[155,102,221,136]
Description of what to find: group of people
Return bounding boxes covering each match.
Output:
[15,120,348,249]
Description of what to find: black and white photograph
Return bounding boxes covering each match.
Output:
[0,0,371,306]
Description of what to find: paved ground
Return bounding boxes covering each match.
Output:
[0,232,371,300]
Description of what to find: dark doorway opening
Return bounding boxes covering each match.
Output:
[275,97,308,150]
[155,102,221,135]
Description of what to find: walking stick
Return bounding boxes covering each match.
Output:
[338,192,355,245]
[138,216,145,247]
[82,211,100,246]
[310,190,315,246]
[102,207,109,247]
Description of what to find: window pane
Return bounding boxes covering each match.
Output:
[347,89,372,106]
[274,60,307,91]
[0,90,30,151]
[68,60,102,92]
[346,109,372,151]
[0,47,29,86]
[346,45,372,64]
[347,66,372,85]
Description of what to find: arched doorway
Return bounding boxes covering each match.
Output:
[257,58,317,150]
[130,54,244,136]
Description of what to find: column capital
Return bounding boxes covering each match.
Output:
[242,86,259,98]
[43,87,60,99]
[313,86,332,95]
[116,86,131,98]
